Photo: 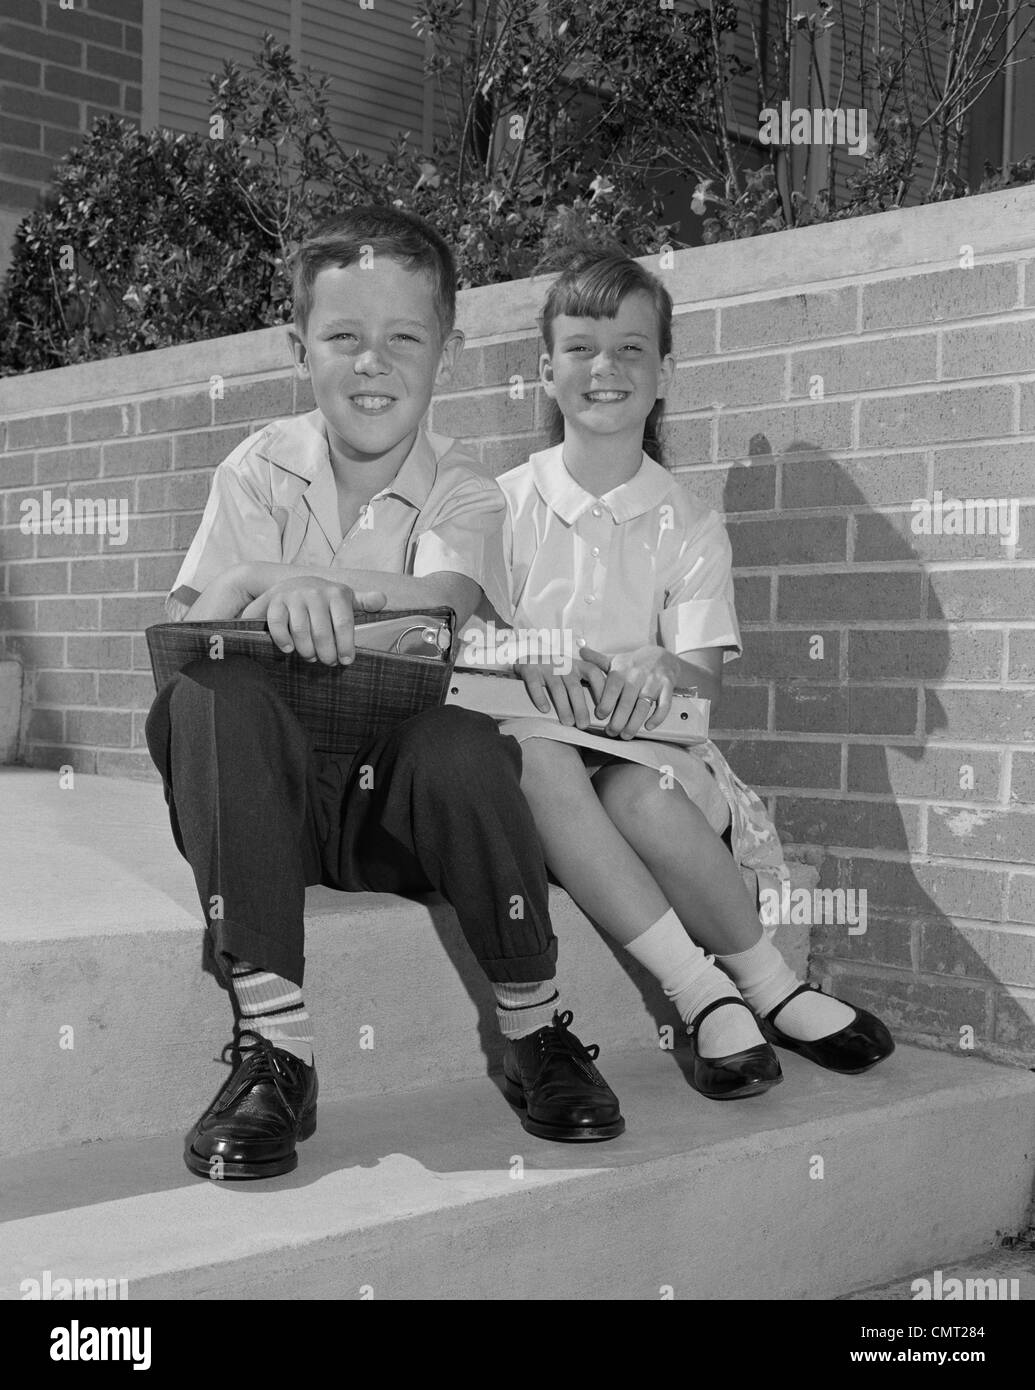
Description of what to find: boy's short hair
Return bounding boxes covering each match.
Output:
[291,205,457,339]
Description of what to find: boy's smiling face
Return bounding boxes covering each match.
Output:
[289,258,463,476]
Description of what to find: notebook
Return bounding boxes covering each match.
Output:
[444,669,710,744]
[146,610,456,756]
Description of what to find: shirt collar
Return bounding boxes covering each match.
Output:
[530,443,674,524]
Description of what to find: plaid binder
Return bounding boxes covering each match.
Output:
[146,609,456,756]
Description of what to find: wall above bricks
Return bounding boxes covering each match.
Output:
[2,183,1035,1063]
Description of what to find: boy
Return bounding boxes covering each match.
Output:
[145,206,624,1180]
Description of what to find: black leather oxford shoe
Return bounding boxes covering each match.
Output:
[687,996,783,1100]
[184,1030,318,1179]
[758,983,895,1074]
[502,1010,625,1141]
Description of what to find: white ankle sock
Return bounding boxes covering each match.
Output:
[716,935,855,1042]
[625,909,764,1056]
[494,980,562,1040]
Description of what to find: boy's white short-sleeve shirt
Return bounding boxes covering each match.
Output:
[496,444,742,662]
[166,410,506,620]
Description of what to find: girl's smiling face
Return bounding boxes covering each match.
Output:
[540,291,675,446]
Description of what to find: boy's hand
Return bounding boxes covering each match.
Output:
[241,577,387,666]
[580,645,681,739]
[515,657,607,729]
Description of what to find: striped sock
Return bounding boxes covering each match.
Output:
[494,980,562,1041]
[229,960,314,1066]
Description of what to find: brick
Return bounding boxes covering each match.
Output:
[1,449,36,484]
[122,83,139,114]
[668,354,785,413]
[66,633,130,669]
[100,593,166,630]
[136,471,213,513]
[928,805,1035,863]
[3,482,60,528]
[929,569,1035,622]
[448,338,540,393]
[720,288,856,351]
[711,683,767,731]
[0,2,42,23]
[116,513,172,554]
[677,462,776,515]
[135,553,181,591]
[132,709,147,747]
[29,745,97,775]
[0,176,39,204]
[293,377,316,414]
[926,689,1035,744]
[1008,630,1035,682]
[36,526,102,557]
[728,515,846,567]
[0,597,36,633]
[0,50,40,84]
[35,596,99,630]
[0,20,81,66]
[68,555,135,592]
[790,333,938,397]
[431,391,534,437]
[96,750,159,780]
[858,384,1013,448]
[1021,381,1035,435]
[64,708,132,747]
[212,377,294,426]
[35,444,102,483]
[782,452,929,510]
[919,919,1002,982]
[856,506,1032,562]
[934,443,1035,501]
[717,736,841,789]
[0,146,54,183]
[5,558,67,594]
[48,7,123,46]
[940,318,1035,381]
[988,930,1035,987]
[861,264,1017,332]
[847,685,918,736]
[138,393,211,435]
[171,512,202,549]
[0,523,35,558]
[841,855,1003,922]
[69,402,132,443]
[847,628,1000,682]
[130,633,151,670]
[847,744,1001,800]
[773,684,847,732]
[731,575,770,622]
[35,669,96,705]
[7,412,68,449]
[0,113,40,148]
[42,124,80,158]
[823,967,994,1044]
[660,416,712,469]
[98,670,154,707]
[671,309,715,359]
[718,401,853,461]
[1006,875,1035,926]
[2,631,64,667]
[735,628,839,680]
[809,912,913,971]
[88,0,142,19]
[478,436,541,476]
[1011,752,1035,803]
[172,425,248,471]
[777,572,922,620]
[993,985,1035,1051]
[774,795,919,852]
[0,82,78,124]
[27,706,63,742]
[85,43,139,79]
[101,435,171,476]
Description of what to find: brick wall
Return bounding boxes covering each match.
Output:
[0,0,141,229]
[2,184,1034,1063]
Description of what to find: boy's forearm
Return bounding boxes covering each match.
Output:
[238,562,478,622]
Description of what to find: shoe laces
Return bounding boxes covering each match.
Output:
[218,1029,303,1122]
[540,1010,601,1062]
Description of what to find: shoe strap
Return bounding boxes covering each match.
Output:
[690,995,752,1040]
[766,982,820,1025]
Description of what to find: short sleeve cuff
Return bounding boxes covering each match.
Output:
[661,599,742,659]
[164,585,200,623]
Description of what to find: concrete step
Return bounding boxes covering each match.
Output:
[1,768,812,1159]
[2,1043,1033,1301]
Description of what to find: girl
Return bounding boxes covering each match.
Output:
[478,249,893,1100]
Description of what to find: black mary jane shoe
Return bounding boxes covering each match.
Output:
[184,1030,318,1180]
[503,1010,625,1142]
[758,983,895,1075]
[687,996,783,1100]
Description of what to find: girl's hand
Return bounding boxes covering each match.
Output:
[241,577,386,665]
[515,656,608,729]
[580,645,681,739]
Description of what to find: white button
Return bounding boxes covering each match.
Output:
[585,595,595,604]
[591,546,600,557]
[576,636,586,647]
[592,506,602,517]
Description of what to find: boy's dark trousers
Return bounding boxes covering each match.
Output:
[144,654,558,989]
